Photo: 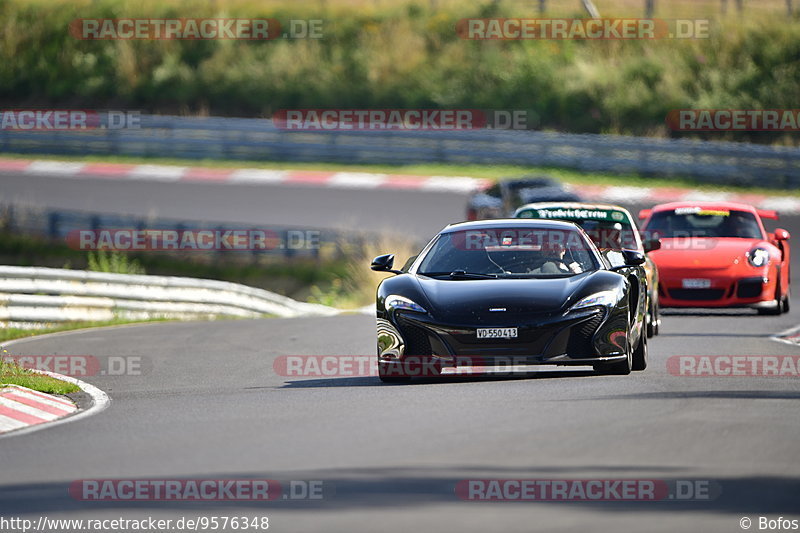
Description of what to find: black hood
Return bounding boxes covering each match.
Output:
[415,274,592,320]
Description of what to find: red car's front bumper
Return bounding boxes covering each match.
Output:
[658,271,776,308]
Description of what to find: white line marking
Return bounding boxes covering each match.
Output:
[770,324,800,348]
[328,172,387,189]
[25,161,86,175]
[600,186,653,202]
[128,165,186,181]
[421,177,484,192]
[759,198,800,214]
[681,191,732,202]
[229,169,288,183]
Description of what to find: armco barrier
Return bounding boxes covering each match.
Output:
[1,115,798,188]
[0,266,338,328]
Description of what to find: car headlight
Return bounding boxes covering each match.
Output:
[747,247,770,268]
[385,295,427,313]
[570,290,621,311]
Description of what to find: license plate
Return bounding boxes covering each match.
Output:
[682,278,712,289]
[477,327,518,339]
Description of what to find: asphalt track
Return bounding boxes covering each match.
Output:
[1,170,799,533]
[0,172,460,237]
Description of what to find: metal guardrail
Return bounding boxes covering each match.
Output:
[2,114,799,188]
[0,203,368,261]
[0,266,338,328]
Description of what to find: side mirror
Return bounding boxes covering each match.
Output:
[643,238,661,253]
[622,249,646,266]
[371,254,402,274]
[773,228,790,241]
[638,209,652,220]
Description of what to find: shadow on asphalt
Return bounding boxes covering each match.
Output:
[278,369,599,388]
[656,333,769,337]
[1,469,799,515]
[575,390,800,401]
[660,309,763,317]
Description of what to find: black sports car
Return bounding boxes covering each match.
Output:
[371,219,649,382]
[466,176,582,220]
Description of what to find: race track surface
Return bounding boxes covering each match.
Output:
[1,170,799,532]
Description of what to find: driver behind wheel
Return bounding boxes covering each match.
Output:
[530,242,583,274]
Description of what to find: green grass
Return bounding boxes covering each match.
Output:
[1,343,85,394]
[0,0,798,143]
[0,318,169,344]
[0,318,174,393]
[0,359,80,394]
[2,153,798,197]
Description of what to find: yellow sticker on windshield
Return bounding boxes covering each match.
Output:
[674,207,730,216]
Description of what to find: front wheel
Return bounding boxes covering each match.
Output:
[378,363,412,383]
[757,286,784,316]
[632,328,647,371]
[646,302,656,338]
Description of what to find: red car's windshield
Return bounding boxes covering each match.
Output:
[646,208,763,239]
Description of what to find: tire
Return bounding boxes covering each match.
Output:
[783,294,791,314]
[757,287,783,316]
[653,302,661,336]
[646,302,655,339]
[378,356,441,383]
[378,363,411,383]
[632,327,647,371]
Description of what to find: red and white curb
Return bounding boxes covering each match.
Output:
[1,333,111,438]
[0,370,109,439]
[773,325,800,348]
[0,384,77,434]
[2,157,799,213]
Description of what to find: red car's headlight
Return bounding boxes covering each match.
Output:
[747,247,770,268]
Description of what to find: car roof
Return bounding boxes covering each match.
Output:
[650,201,759,213]
[442,219,580,233]
[515,202,634,217]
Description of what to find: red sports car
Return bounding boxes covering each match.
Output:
[639,202,791,314]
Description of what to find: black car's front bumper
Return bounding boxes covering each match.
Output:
[377,305,629,370]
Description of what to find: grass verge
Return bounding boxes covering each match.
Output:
[0,318,169,344]
[0,358,80,395]
[0,319,173,395]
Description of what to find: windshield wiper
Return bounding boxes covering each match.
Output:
[419,270,499,279]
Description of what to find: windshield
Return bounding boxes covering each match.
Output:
[418,228,600,278]
[645,208,763,239]
[517,209,638,251]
